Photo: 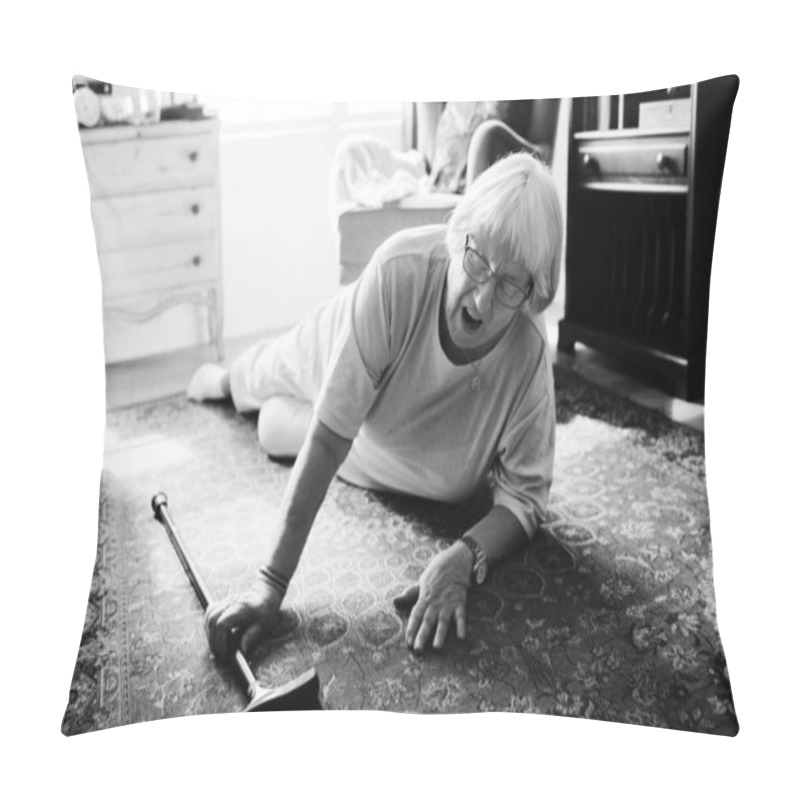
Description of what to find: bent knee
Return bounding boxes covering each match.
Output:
[257,396,312,458]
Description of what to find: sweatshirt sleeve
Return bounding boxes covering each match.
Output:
[312,245,397,439]
[490,345,556,539]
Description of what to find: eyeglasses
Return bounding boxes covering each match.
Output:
[462,235,532,309]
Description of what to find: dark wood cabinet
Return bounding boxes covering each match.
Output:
[558,76,738,402]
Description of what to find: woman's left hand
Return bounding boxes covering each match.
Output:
[393,543,473,652]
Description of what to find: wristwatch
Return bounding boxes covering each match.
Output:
[460,534,489,586]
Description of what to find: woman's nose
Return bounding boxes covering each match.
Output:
[474,280,495,313]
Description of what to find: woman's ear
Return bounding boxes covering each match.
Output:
[527,295,545,316]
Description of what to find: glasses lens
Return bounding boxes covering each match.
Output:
[464,248,491,283]
[496,280,528,308]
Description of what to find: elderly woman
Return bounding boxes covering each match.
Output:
[190,152,563,657]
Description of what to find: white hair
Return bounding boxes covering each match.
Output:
[445,152,563,314]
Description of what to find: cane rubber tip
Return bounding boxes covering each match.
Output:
[151,492,168,515]
[245,669,322,712]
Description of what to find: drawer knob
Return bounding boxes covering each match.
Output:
[189,151,198,162]
[192,255,202,266]
[656,152,677,174]
[191,203,200,215]
[582,153,600,176]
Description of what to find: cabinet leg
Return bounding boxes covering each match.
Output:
[557,321,576,355]
[557,338,576,355]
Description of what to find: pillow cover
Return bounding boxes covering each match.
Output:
[63,76,739,737]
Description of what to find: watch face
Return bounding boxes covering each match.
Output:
[474,558,488,585]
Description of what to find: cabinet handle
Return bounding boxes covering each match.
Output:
[191,203,200,215]
[189,151,198,162]
[582,153,600,176]
[192,255,202,266]
[656,152,676,174]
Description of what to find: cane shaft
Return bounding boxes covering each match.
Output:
[152,493,260,698]
[153,500,213,609]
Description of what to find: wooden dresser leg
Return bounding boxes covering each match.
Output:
[208,288,224,362]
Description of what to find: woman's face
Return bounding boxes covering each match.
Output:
[443,234,530,356]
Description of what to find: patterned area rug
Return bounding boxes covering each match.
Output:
[62,365,737,735]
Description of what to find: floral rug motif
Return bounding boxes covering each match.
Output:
[62,365,737,735]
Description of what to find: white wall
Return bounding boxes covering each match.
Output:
[103,103,569,362]
[103,113,404,361]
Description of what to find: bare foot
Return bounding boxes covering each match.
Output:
[187,363,231,402]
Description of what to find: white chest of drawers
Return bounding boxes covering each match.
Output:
[79,119,224,362]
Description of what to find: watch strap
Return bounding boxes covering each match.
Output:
[460,534,488,585]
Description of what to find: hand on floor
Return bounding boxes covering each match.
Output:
[393,544,472,653]
[205,578,283,660]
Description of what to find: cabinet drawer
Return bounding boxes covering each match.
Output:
[82,133,217,198]
[99,238,219,298]
[577,137,688,181]
[91,186,217,251]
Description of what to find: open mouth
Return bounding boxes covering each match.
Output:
[462,307,483,332]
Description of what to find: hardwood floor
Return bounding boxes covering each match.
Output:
[105,303,704,433]
[105,329,273,411]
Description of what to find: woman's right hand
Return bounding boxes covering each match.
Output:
[204,576,283,660]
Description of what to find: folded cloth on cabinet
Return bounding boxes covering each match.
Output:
[328,134,428,230]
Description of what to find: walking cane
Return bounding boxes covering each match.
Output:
[151,492,321,711]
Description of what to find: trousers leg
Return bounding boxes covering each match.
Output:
[257,395,313,458]
[227,327,321,415]
[227,285,354,414]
